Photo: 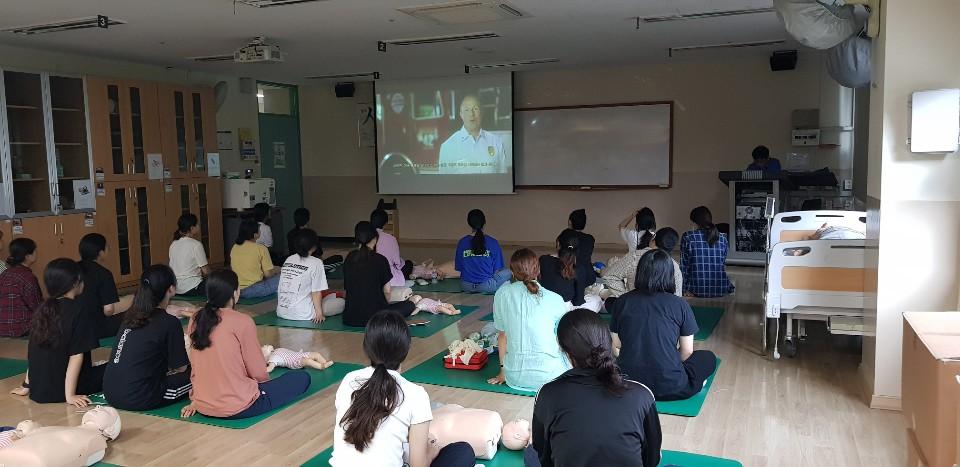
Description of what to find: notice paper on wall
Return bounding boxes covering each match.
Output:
[207,153,221,177]
[147,153,163,180]
[273,142,286,169]
[239,128,257,160]
[73,180,94,210]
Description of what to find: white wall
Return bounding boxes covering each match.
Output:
[0,43,261,176]
[300,53,854,244]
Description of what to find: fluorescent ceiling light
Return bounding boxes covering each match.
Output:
[2,16,125,35]
[668,39,786,57]
[465,58,558,73]
[639,7,775,24]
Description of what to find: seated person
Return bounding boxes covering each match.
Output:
[331,310,475,467]
[746,145,782,173]
[371,208,413,301]
[78,233,135,339]
[342,222,421,328]
[681,206,734,298]
[28,259,104,407]
[618,207,656,252]
[538,229,601,312]
[456,209,510,294]
[103,265,191,411]
[169,213,210,296]
[528,309,662,467]
[231,217,281,299]
[182,270,310,420]
[277,229,344,322]
[602,227,683,302]
[568,209,596,280]
[488,249,570,393]
[0,238,41,338]
[253,202,273,249]
[610,250,717,400]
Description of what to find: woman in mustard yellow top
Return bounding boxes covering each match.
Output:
[231,217,280,299]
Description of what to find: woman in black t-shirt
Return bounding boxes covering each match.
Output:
[538,229,601,312]
[103,265,191,411]
[78,233,134,339]
[342,222,420,327]
[27,258,104,407]
[529,309,662,467]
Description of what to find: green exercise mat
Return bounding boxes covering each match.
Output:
[402,350,536,397]
[89,364,361,429]
[302,446,740,467]
[593,306,724,341]
[172,294,277,306]
[655,358,721,418]
[253,306,479,339]
[325,266,343,280]
[411,278,495,295]
[0,357,28,380]
[92,462,122,467]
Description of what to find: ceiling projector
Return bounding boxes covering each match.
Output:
[234,37,283,63]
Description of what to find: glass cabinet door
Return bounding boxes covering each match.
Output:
[106,84,125,176]
[135,186,151,269]
[174,91,188,173]
[197,183,210,253]
[114,187,131,276]
[4,71,52,213]
[49,76,90,211]
[129,86,146,175]
[192,93,206,173]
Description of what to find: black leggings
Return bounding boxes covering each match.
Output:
[180,280,207,297]
[431,442,474,467]
[659,350,717,401]
[401,260,414,279]
[385,300,416,318]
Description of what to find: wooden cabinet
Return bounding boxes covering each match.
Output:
[165,178,223,264]
[87,78,161,181]
[9,213,99,279]
[96,181,166,285]
[158,85,216,179]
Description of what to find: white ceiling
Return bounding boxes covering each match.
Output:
[0,0,793,83]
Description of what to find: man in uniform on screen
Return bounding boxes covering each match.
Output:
[438,94,507,174]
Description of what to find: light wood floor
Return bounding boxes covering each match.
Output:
[0,246,906,467]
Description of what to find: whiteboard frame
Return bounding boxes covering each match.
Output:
[514,101,674,190]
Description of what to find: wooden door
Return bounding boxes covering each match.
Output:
[58,212,100,262]
[158,85,197,179]
[86,77,131,181]
[130,181,168,268]
[195,179,224,264]
[98,182,140,284]
[125,81,161,180]
[14,216,61,279]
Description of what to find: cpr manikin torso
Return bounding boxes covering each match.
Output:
[429,404,503,460]
[0,406,121,467]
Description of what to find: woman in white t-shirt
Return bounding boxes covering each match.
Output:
[277,229,344,322]
[169,214,210,296]
[332,310,475,467]
[617,207,657,253]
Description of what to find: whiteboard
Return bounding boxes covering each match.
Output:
[515,103,672,187]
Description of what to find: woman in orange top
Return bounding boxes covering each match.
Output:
[181,270,309,419]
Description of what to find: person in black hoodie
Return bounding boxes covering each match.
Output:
[528,309,662,467]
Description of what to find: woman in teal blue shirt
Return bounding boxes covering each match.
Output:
[488,248,570,393]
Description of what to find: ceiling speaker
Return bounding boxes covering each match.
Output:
[770,50,798,71]
[335,82,355,98]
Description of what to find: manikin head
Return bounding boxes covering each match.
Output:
[501,419,531,450]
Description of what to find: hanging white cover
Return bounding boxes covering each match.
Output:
[826,35,872,88]
[774,0,860,49]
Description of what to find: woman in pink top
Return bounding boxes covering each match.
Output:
[181,270,310,419]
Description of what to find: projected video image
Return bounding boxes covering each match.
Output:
[375,73,513,195]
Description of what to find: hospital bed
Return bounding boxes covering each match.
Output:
[763,211,876,359]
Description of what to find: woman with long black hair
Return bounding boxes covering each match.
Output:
[342,222,421,327]
[680,206,733,298]
[0,238,41,337]
[27,258,104,407]
[528,309,662,467]
[455,209,510,294]
[181,270,309,419]
[538,229,601,312]
[617,207,657,252]
[331,310,474,467]
[103,265,191,410]
[169,213,210,296]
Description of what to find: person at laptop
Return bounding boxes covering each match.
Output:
[746,145,782,173]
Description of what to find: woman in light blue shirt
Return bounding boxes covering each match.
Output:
[488,248,570,393]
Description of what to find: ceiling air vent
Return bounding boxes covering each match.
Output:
[639,7,775,24]
[668,39,786,57]
[398,1,528,25]
[189,55,236,63]
[237,0,331,7]
[2,16,125,35]
[306,72,381,80]
[465,58,558,73]
[378,31,498,51]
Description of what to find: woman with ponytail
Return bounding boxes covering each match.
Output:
[0,238,41,337]
[680,206,733,298]
[538,229,602,312]
[455,209,510,294]
[487,249,569,392]
[331,310,474,467]
[231,217,280,299]
[617,207,657,252]
[609,250,717,401]
[528,309,662,467]
[27,258,105,407]
[102,265,191,410]
[169,213,210,296]
[181,270,309,419]
[342,222,421,327]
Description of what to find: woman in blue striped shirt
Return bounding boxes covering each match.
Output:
[680,206,734,298]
